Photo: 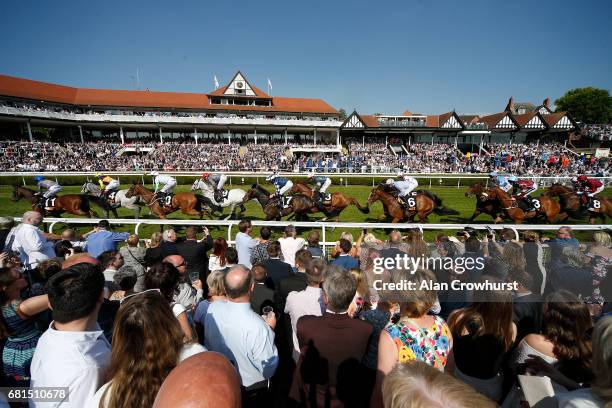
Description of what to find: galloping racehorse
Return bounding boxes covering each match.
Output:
[543,183,611,224]
[464,183,503,222]
[81,182,143,219]
[190,179,246,220]
[367,185,458,223]
[485,186,561,224]
[241,184,315,221]
[125,183,208,219]
[290,182,369,221]
[11,185,99,217]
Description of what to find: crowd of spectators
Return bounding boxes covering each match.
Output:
[0,136,609,175]
[584,124,612,142]
[0,213,611,407]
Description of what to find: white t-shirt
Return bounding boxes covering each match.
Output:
[87,344,207,408]
[278,237,306,267]
[12,223,56,269]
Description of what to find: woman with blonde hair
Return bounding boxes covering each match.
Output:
[88,291,205,408]
[382,361,495,408]
[144,232,163,266]
[193,270,226,342]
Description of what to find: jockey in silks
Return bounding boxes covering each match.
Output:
[307,171,331,209]
[572,175,604,208]
[489,171,512,193]
[202,172,228,203]
[33,176,61,209]
[509,177,538,211]
[266,172,293,209]
[95,172,120,199]
[386,178,417,208]
[149,171,177,204]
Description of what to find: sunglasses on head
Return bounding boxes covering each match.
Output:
[120,288,161,304]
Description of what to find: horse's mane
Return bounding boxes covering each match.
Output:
[16,185,36,193]
[252,184,270,195]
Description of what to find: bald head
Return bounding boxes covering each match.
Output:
[163,255,186,275]
[153,352,241,408]
[23,211,43,226]
[224,265,252,299]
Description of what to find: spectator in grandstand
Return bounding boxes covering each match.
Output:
[0,267,48,385]
[30,263,110,408]
[205,265,278,402]
[261,241,293,290]
[291,265,373,406]
[278,225,306,268]
[119,234,146,292]
[284,258,326,360]
[331,238,359,270]
[144,262,194,342]
[83,220,129,259]
[11,211,58,270]
[108,266,138,302]
[144,232,164,266]
[209,237,229,272]
[447,278,517,402]
[89,291,206,408]
[382,361,495,408]
[305,230,325,260]
[177,226,213,283]
[235,220,258,269]
[250,226,273,266]
[164,255,202,311]
[153,352,241,408]
[250,263,275,316]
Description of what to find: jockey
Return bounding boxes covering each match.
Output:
[266,172,293,207]
[573,175,604,207]
[509,176,538,210]
[95,172,120,197]
[489,171,512,193]
[34,176,61,208]
[397,172,419,190]
[150,171,177,202]
[307,171,331,208]
[202,172,228,202]
[386,178,416,207]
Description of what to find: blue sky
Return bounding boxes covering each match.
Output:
[1,0,610,115]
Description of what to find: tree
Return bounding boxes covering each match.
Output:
[337,108,347,120]
[555,87,612,124]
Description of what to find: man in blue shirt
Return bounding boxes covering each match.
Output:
[330,239,358,270]
[83,220,130,258]
[235,219,259,269]
[205,265,278,394]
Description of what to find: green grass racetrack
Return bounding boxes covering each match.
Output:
[1,184,610,242]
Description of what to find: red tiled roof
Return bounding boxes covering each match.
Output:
[513,112,538,127]
[402,111,412,116]
[478,112,516,129]
[359,114,381,127]
[541,112,566,127]
[426,115,439,127]
[0,74,337,114]
[208,83,270,98]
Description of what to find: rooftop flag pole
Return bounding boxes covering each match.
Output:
[214,75,220,90]
[267,78,272,95]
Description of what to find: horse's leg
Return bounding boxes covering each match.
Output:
[181,208,204,218]
[224,204,236,221]
[240,204,246,213]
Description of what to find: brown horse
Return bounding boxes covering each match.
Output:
[11,185,99,217]
[464,183,503,222]
[367,185,457,223]
[486,186,561,224]
[291,182,369,221]
[125,183,208,219]
[542,183,611,224]
[241,184,317,221]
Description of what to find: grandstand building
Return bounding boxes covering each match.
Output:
[0,72,342,148]
[340,97,580,151]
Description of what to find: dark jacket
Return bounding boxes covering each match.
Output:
[177,235,214,280]
[262,258,294,290]
[250,282,276,315]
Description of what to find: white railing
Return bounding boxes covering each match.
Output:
[17,217,611,252]
[0,106,342,128]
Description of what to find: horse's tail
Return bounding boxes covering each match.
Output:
[79,195,94,213]
[84,194,108,210]
[196,194,220,213]
[419,191,460,215]
[349,197,370,214]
